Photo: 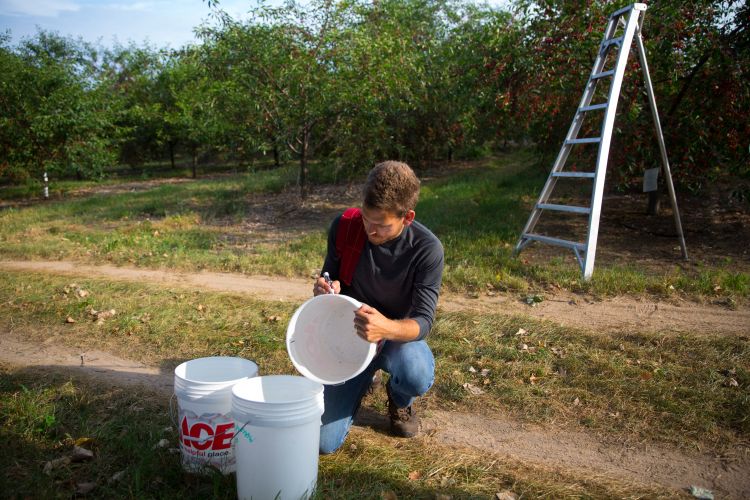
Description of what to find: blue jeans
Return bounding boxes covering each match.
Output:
[318,340,434,454]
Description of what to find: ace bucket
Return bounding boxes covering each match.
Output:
[173,356,258,474]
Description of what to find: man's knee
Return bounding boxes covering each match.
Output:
[387,346,434,396]
[318,421,349,455]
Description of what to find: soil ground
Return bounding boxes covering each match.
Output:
[1,260,749,498]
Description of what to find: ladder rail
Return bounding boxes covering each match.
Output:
[583,6,644,279]
[634,25,689,260]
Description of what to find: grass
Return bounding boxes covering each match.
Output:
[0,366,676,499]
[1,270,747,455]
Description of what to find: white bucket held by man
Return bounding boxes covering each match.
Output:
[173,356,258,474]
[286,293,377,385]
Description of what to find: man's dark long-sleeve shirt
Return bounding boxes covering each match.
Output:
[322,215,444,341]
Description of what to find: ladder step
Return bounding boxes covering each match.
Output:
[565,137,601,145]
[591,70,615,80]
[601,36,624,48]
[537,203,591,214]
[610,3,645,19]
[522,233,586,251]
[579,103,608,112]
[610,4,634,19]
[551,171,596,179]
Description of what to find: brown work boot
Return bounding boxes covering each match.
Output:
[386,384,420,438]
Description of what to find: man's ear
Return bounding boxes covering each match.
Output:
[403,210,416,226]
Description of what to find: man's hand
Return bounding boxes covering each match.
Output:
[353,304,420,343]
[313,276,340,296]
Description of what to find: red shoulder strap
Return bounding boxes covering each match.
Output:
[335,207,367,286]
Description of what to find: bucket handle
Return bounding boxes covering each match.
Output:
[168,393,179,428]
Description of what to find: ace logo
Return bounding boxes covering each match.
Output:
[180,415,234,451]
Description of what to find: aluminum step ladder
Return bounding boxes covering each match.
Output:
[514,3,688,280]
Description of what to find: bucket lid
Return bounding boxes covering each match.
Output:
[286,294,377,385]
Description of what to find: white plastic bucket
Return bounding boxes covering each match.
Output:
[232,375,324,500]
[174,356,258,474]
[286,294,377,385]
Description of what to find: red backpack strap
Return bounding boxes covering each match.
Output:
[335,208,367,286]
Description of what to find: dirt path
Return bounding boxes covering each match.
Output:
[1,333,748,498]
[2,259,749,335]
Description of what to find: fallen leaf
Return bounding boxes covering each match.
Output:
[573,397,580,406]
[153,439,170,449]
[462,383,485,395]
[640,371,653,381]
[95,309,116,321]
[74,437,94,447]
[77,289,89,298]
[468,366,477,373]
[480,368,491,377]
[71,446,94,462]
[726,378,739,387]
[408,470,422,481]
[349,444,358,452]
[689,485,715,500]
[515,328,527,336]
[109,470,126,484]
[43,456,71,474]
[496,491,518,500]
[529,374,539,385]
[266,315,281,322]
[440,476,457,487]
[517,343,529,352]
[196,304,205,312]
[76,482,97,495]
[65,316,76,324]
[381,491,398,500]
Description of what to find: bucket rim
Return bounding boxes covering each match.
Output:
[232,374,323,405]
[174,356,258,384]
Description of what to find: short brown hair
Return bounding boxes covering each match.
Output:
[363,161,420,216]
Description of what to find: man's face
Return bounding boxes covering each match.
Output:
[361,206,414,245]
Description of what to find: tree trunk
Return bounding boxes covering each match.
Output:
[647,191,661,216]
[192,146,198,179]
[169,142,176,169]
[299,130,309,200]
[273,144,280,168]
